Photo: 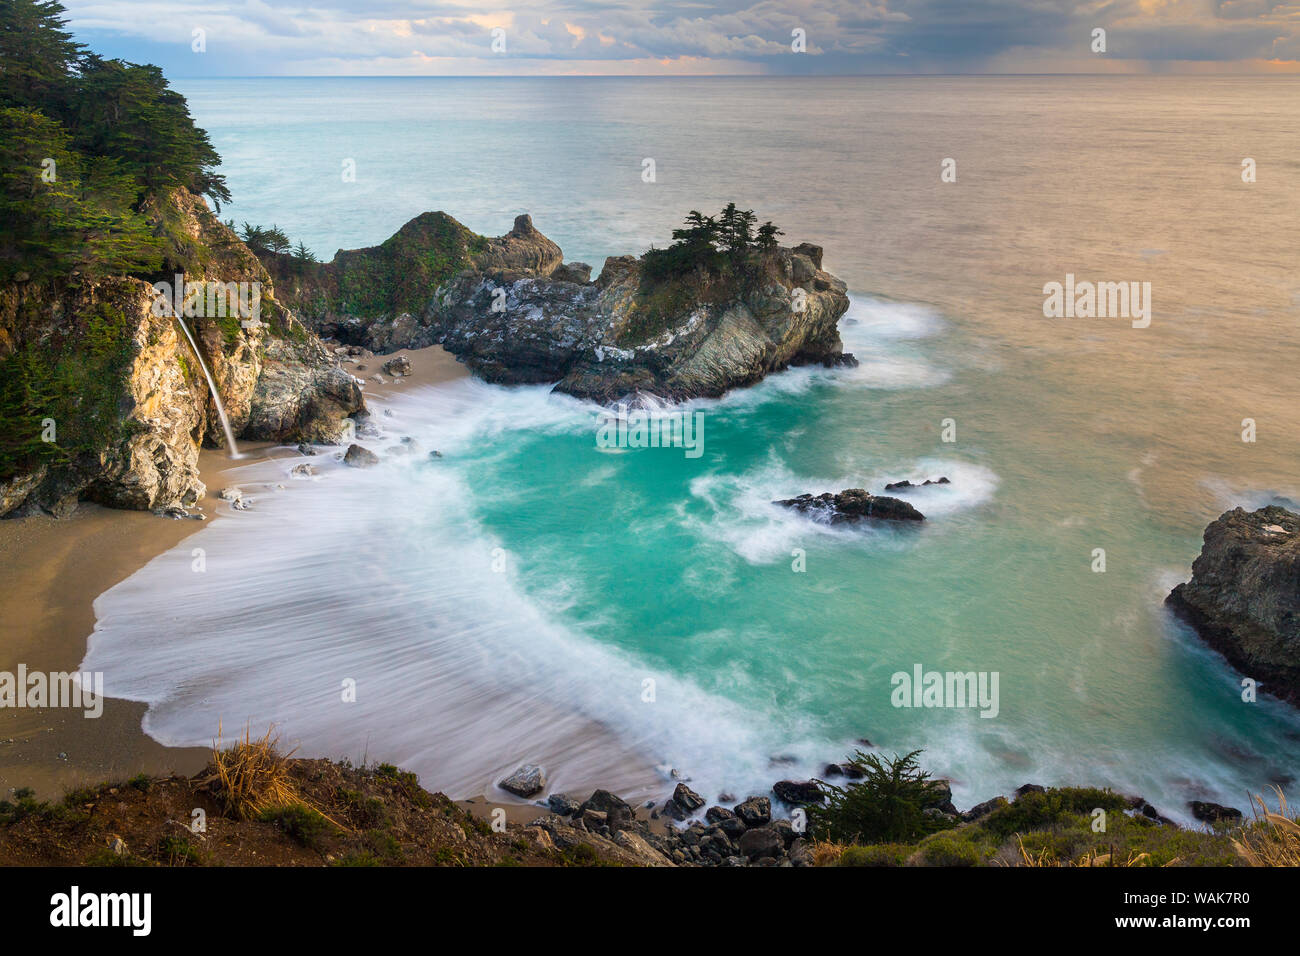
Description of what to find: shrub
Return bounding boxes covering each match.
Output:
[918,833,986,867]
[259,804,333,850]
[837,843,914,867]
[157,835,199,865]
[807,749,956,844]
[981,787,1128,839]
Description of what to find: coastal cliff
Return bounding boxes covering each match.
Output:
[264,210,854,403]
[0,189,364,518]
[1167,505,1300,705]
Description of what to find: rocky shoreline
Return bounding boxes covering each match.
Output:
[494,770,1242,867]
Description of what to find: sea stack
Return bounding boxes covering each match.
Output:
[1166,505,1300,704]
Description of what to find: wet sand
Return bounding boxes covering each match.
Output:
[0,345,468,800]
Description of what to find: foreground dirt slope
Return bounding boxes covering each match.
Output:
[0,758,669,867]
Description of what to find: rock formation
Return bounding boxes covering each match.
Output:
[1166,505,1300,705]
[265,212,855,404]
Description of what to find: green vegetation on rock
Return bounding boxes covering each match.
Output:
[0,298,139,478]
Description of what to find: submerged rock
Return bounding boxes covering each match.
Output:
[775,488,925,523]
[1166,506,1300,705]
[884,477,950,491]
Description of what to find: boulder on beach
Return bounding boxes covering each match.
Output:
[499,764,546,797]
[343,443,380,468]
[383,355,413,377]
[1166,505,1300,705]
[775,488,925,523]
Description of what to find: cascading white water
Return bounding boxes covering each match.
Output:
[173,316,241,459]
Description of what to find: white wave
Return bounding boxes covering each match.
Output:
[686,455,999,565]
[82,378,832,807]
[1199,476,1299,514]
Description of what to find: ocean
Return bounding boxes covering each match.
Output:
[83,76,1300,818]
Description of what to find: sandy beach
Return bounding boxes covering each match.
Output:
[0,345,468,800]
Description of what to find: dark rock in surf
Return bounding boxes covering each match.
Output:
[776,488,925,523]
[734,796,772,828]
[884,476,950,491]
[343,443,379,468]
[672,783,706,814]
[773,780,823,806]
[1190,800,1243,823]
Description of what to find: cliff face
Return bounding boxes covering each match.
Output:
[268,213,853,404]
[1167,506,1300,704]
[0,189,364,519]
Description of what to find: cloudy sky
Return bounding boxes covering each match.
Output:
[62,0,1300,75]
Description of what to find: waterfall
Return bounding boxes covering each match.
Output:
[173,316,242,459]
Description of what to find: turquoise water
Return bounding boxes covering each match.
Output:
[85,77,1300,817]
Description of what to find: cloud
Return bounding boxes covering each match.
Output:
[58,0,1300,73]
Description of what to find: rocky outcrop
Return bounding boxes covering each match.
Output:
[0,188,365,518]
[1166,506,1300,704]
[775,488,925,523]
[243,337,364,444]
[268,212,854,404]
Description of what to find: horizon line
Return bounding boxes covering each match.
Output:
[167,71,1300,79]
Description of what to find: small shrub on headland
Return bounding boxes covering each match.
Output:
[258,804,334,850]
[807,749,956,844]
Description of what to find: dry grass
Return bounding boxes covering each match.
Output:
[810,840,848,867]
[1233,788,1300,867]
[1012,836,1176,868]
[200,723,344,833]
